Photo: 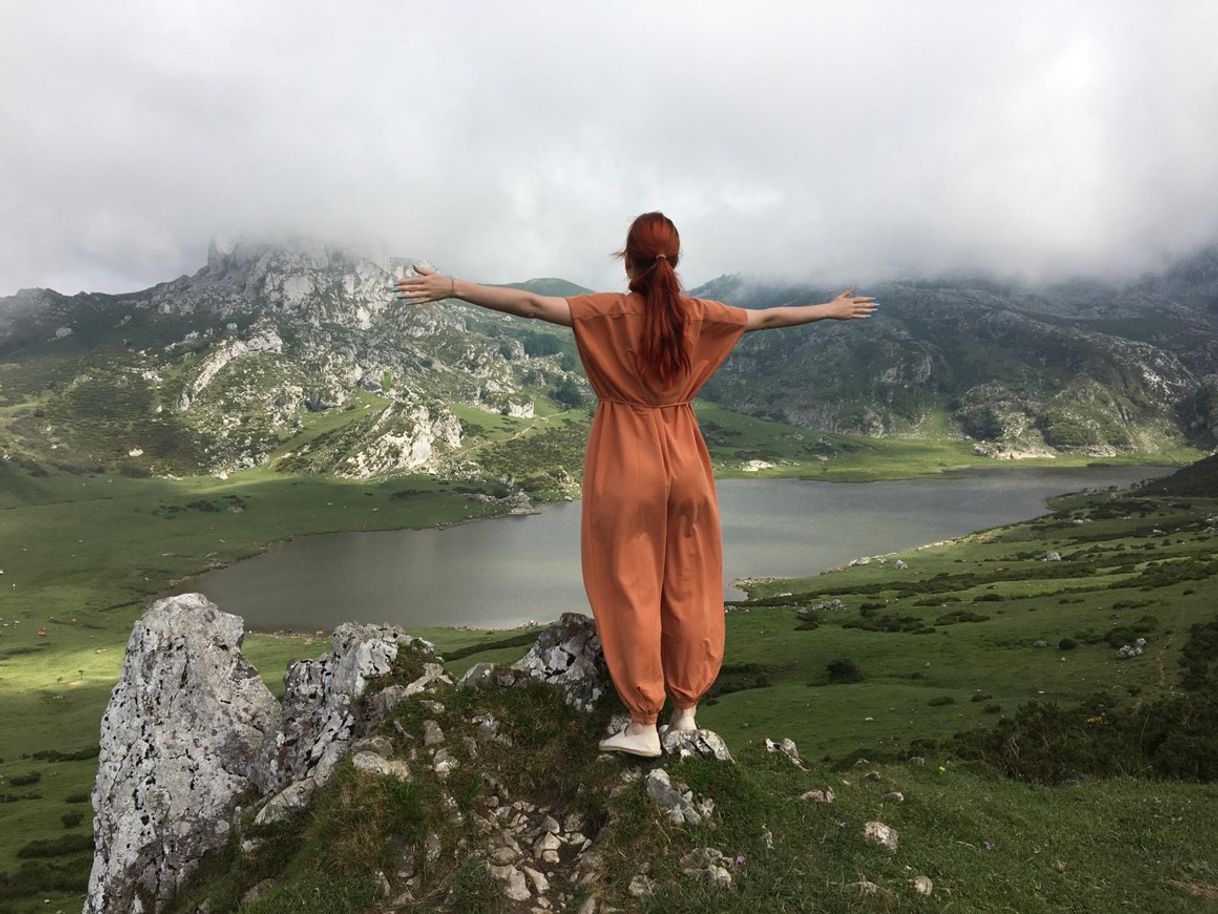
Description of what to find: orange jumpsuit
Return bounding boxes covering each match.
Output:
[567,291,750,725]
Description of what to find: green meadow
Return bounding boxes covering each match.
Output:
[0,401,1211,912]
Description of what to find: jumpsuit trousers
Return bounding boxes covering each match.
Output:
[568,291,750,726]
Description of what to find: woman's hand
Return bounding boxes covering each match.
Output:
[395,263,456,304]
[824,288,878,320]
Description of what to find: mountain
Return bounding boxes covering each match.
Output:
[1,236,1215,484]
[0,236,592,482]
[693,245,1218,458]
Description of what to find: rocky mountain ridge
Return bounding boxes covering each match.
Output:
[694,246,1218,457]
[3,236,1216,481]
[0,235,587,480]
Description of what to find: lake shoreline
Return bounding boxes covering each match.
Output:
[187,465,1179,638]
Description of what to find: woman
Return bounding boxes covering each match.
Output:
[397,212,877,758]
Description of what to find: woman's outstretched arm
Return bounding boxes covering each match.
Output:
[395,264,572,326]
[743,287,878,332]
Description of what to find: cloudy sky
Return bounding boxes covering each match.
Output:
[2,1,1217,297]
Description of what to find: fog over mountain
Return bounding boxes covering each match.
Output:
[3,1,1217,297]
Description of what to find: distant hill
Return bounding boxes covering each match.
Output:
[0,234,1214,480]
[500,278,594,298]
[693,244,1218,458]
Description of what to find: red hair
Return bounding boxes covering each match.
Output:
[612,212,690,387]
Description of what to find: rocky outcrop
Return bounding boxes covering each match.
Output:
[645,768,716,825]
[177,326,284,410]
[659,726,735,762]
[337,401,463,479]
[85,594,280,914]
[255,622,443,795]
[86,595,765,913]
[510,611,609,713]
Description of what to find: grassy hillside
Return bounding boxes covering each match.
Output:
[1,446,1214,911]
[1136,452,1218,497]
[142,469,1218,912]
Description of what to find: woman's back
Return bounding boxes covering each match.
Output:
[566,291,749,407]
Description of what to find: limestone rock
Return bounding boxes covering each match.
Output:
[255,623,441,794]
[352,751,412,780]
[423,719,445,746]
[659,727,735,762]
[510,612,609,713]
[603,711,631,735]
[458,661,497,690]
[521,864,549,894]
[433,747,459,778]
[679,847,733,889]
[644,768,715,826]
[367,663,451,719]
[628,873,657,896]
[85,594,280,914]
[862,820,899,851]
[254,779,314,826]
[800,786,835,804]
[1117,637,1148,658]
[764,737,808,770]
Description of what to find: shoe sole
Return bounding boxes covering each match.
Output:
[599,735,662,758]
[600,745,662,758]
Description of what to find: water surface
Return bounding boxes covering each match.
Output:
[181,465,1175,631]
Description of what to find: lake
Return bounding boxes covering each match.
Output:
[181,465,1177,631]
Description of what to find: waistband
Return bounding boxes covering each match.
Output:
[597,397,693,409]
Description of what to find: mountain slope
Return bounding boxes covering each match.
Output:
[694,245,1218,457]
[0,237,588,480]
[1,236,1215,483]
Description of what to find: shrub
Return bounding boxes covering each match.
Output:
[928,695,956,706]
[61,811,84,829]
[8,772,40,787]
[704,663,773,699]
[935,610,991,625]
[1058,638,1078,650]
[16,834,93,858]
[943,614,1218,784]
[825,658,863,684]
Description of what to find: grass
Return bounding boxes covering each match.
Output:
[693,399,1204,481]
[158,607,1218,914]
[0,408,1209,911]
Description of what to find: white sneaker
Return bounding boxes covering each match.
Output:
[598,724,661,758]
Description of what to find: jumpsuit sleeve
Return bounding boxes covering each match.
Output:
[565,293,602,362]
[565,293,599,324]
[695,298,750,371]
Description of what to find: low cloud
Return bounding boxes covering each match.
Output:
[2,1,1216,296]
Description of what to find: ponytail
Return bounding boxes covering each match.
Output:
[613,212,691,387]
